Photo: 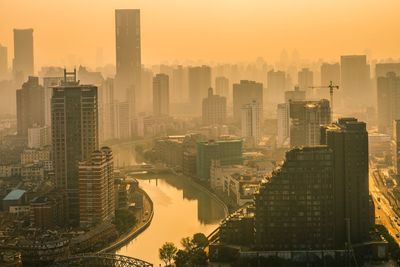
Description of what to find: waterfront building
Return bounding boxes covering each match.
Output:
[13,29,34,82]
[196,139,243,181]
[188,65,212,114]
[255,147,335,250]
[16,76,45,136]
[51,70,98,225]
[321,118,370,246]
[233,80,263,122]
[79,147,115,228]
[202,88,227,125]
[153,73,170,117]
[377,72,400,134]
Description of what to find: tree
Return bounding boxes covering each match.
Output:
[174,249,190,267]
[159,242,178,266]
[192,233,208,248]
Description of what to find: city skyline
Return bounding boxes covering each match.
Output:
[1,0,400,68]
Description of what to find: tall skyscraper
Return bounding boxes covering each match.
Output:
[289,100,331,147]
[79,147,115,228]
[115,9,141,113]
[215,76,229,100]
[99,78,116,142]
[241,100,261,147]
[377,72,400,134]
[267,70,286,104]
[320,118,370,246]
[233,80,263,122]
[52,70,98,225]
[188,65,211,114]
[255,147,335,250]
[153,73,170,117]
[16,76,45,136]
[13,29,34,82]
[43,77,63,128]
[340,55,371,106]
[171,65,187,103]
[0,44,7,79]
[202,88,227,125]
[298,68,314,98]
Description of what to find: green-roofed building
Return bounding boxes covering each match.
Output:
[196,139,243,181]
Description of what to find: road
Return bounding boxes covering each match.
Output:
[370,162,400,243]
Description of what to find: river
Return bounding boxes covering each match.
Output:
[111,142,227,265]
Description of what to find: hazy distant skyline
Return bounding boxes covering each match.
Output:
[1,0,400,68]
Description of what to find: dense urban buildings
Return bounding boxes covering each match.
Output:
[16,76,45,136]
[79,147,115,228]
[0,44,7,79]
[392,120,400,176]
[188,65,212,114]
[284,86,306,103]
[13,29,34,82]
[233,80,263,122]
[215,76,229,100]
[377,72,400,134]
[298,68,314,98]
[241,101,261,147]
[153,73,170,117]
[375,63,400,78]
[202,88,227,126]
[51,70,99,225]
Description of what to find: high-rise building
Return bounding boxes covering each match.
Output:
[233,80,263,122]
[340,55,371,106]
[377,72,400,134]
[188,65,211,114]
[289,100,331,147]
[99,78,116,142]
[171,65,187,103]
[196,139,243,181]
[284,86,306,103]
[115,9,141,113]
[0,44,7,79]
[215,76,229,100]
[298,68,314,98]
[16,76,45,136]
[255,147,335,250]
[202,88,227,125]
[277,103,290,147]
[51,70,98,225]
[375,63,400,78]
[115,101,131,139]
[267,70,286,104]
[320,63,340,100]
[13,29,34,82]
[79,147,115,228]
[153,73,170,117]
[241,100,261,147]
[320,118,370,246]
[43,77,63,128]
[392,120,400,176]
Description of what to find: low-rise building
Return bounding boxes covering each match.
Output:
[2,189,27,212]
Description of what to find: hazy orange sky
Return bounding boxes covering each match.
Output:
[1,0,399,68]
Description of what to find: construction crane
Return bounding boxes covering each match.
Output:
[309,81,339,119]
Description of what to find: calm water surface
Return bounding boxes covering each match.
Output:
[111,143,226,265]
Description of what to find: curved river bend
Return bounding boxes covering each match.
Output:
[111,143,226,265]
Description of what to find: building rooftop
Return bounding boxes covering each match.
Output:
[3,189,26,201]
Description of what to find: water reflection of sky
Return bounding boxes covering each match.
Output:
[112,144,226,265]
